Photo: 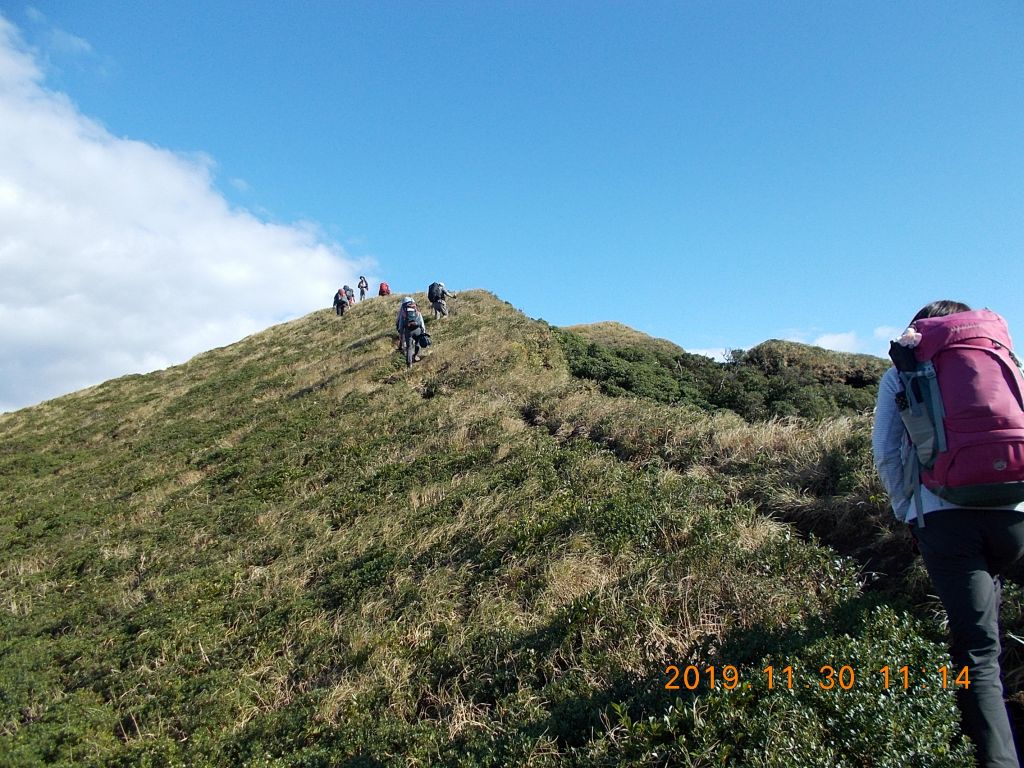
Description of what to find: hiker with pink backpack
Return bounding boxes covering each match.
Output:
[873,300,1024,767]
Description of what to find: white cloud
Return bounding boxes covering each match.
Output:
[868,326,903,358]
[48,28,92,56]
[811,331,861,354]
[874,325,901,341]
[0,16,366,412]
[24,6,94,60]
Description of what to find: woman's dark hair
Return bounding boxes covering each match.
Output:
[912,300,972,323]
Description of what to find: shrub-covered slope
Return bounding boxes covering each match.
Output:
[562,322,686,359]
[0,291,982,766]
[556,329,889,421]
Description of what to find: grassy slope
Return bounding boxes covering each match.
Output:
[0,291,978,766]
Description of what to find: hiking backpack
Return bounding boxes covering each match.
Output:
[379,282,391,296]
[403,303,421,332]
[890,309,1024,515]
[428,282,441,302]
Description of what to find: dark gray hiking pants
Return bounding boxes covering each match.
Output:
[916,508,1024,768]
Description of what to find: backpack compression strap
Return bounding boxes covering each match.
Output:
[896,367,944,466]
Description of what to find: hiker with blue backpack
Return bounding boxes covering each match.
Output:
[873,300,1024,768]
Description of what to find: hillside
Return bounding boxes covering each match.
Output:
[0,290,995,766]
[555,326,889,422]
[562,322,686,359]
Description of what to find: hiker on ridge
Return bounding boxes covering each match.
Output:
[333,288,349,316]
[873,299,1024,768]
[396,297,427,365]
[379,281,391,296]
[358,276,369,301]
[344,285,355,305]
[428,281,457,319]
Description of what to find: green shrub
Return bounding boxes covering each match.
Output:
[556,329,887,422]
[600,606,972,767]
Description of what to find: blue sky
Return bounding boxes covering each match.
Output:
[1,2,1022,410]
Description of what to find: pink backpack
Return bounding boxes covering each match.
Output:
[890,309,1024,515]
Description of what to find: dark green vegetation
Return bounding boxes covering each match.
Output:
[2,290,1010,766]
[558,326,888,421]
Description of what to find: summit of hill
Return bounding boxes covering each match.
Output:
[562,321,686,358]
[0,290,990,766]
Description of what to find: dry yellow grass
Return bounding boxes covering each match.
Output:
[0,289,967,765]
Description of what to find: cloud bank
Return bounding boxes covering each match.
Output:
[0,16,361,412]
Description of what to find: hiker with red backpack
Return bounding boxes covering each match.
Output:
[378,281,391,297]
[873,300,1024,768]
[333,288,349,316]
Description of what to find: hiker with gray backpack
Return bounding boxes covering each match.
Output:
[396,297,430,367]
[428,282,456,319]
[873,300,1024,768]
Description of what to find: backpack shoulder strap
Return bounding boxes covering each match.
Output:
[916,362,946,453]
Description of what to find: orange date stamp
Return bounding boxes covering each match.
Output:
[663,664,970,692]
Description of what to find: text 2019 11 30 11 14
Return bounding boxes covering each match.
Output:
[663,664,970,692]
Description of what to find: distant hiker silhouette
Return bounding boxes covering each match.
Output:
[358,276,369,301]
[378,281,391,297]
[873,299,1024,768]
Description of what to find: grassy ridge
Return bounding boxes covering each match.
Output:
[0,291,979,766]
